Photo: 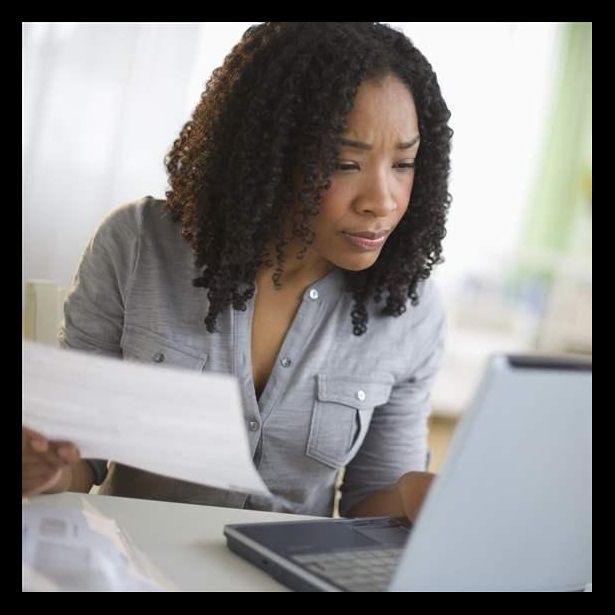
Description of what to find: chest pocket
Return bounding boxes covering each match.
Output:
[306,375,392,469]
[121,326,208,371]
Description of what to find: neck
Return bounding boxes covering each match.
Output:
[257,255,333,293]
[259,237,334,291]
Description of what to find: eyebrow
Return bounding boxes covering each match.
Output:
[337,134,420,151]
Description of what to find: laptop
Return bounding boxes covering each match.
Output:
[224,353,592,592]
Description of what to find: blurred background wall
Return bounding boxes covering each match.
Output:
[22,22,592,422]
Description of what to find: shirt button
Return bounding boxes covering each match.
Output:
[280,357,292,368]
[356,389,366,401]
[248,420,259,431]
[308,288,319,300]
[152,352,165,363]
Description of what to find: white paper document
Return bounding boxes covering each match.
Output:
[22,341,271,497]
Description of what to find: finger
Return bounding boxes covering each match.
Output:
[22,426,50,453]
[29,437,49,453]
[22,467,62,498]
[56,443,80,463]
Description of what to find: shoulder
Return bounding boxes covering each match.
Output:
[373,276,445,330]
[408,276,447,345]
[363,276,447,376]
[95,196,174,238]
[414,277,445,320]
[90,196,184,256]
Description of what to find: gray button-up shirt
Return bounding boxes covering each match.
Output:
[59,197,446,517]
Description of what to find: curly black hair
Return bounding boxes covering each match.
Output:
[164,22,453,335]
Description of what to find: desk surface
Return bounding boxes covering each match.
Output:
[23,492,319,592]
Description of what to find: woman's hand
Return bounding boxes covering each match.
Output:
[396,470,436,522]
[22,426,81,498]
[345,470,437,520]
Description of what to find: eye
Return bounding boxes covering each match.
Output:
[394,160,416,171]
[335,161,360,173]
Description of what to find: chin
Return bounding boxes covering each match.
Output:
[336,254,381,272]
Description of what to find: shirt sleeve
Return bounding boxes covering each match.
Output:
[337,279,447,517]
[57,199,145,355]
[85,459,109,486]
[57,198,146,485]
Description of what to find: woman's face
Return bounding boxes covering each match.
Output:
[308,74,420,273]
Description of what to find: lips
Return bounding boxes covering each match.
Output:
[342,229,389,251]
[347,230,389,239]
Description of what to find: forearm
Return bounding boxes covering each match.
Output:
[345,471,435,522]
[345,485,405,519]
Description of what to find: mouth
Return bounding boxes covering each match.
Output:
[341,230,389,251]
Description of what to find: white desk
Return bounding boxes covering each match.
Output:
[23,492,319,592]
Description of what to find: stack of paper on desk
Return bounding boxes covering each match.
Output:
[22,501,172,592]
[22,340,270,498]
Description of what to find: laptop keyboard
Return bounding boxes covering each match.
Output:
[291,546,404,592]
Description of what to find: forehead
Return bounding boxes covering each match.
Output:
[345,74,418,139]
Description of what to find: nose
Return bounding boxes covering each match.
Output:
[353,170,398,217]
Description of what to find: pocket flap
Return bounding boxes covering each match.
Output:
[317,374,392,411]
[122,326,208,369]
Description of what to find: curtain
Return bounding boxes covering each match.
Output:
[22,22,202,296]
[517,22,592,275]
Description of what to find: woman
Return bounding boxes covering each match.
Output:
[23,22,453,521]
